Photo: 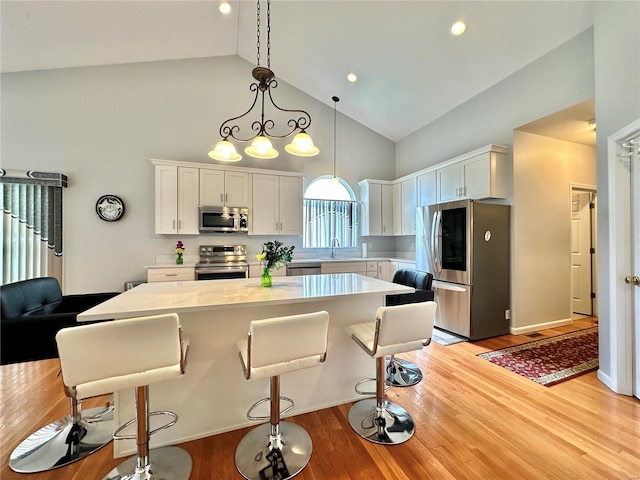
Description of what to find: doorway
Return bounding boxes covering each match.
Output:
[570,186,597,317]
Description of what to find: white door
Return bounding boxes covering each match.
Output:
[571,191,593,315]
[631,138,640,399]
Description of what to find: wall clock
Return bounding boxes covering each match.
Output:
[96,194,125,222]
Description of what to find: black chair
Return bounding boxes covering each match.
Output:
[1,277,118,365]
[385,269,435,387]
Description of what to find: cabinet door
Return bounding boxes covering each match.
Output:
[392,183,402,235]
[279,176,303,235]
[370,183,383,236]
[199,169,225,206]
[461,152,491,199]
[381,184,394,236]
[437,164,460,203]
[225,171,249,206]
[177,167,199,234]
[155,165,178,234]
[402,178,417,235]
[417,170,436,207]
[252,174,279,235]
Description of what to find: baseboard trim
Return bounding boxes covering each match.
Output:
[510,317,573,335]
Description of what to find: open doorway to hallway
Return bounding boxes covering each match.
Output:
[571,186,597,318]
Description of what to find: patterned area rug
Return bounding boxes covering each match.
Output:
[477,327,599,386]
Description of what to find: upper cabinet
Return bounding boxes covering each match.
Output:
[417,170,437,208]
[400,177,417,235]
[359,180,393,236]
[154,165,199,235]
[252,174,303,236]
[436,148,510,203]
[200,169,249,207]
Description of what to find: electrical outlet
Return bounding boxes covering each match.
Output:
[368,243,373,248]
[505,309,511,320]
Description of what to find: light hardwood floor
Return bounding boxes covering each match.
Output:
[1,318,638,479]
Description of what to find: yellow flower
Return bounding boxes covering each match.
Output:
[257,253,266,260]
[176,248,184,255]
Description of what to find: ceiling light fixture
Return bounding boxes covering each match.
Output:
[209,0,318,161]
[331,96,340,183]
[347,72,358,83]
[451,21,466,35]
[218,1,231,15]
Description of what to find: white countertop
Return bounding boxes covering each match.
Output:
[78,273,413,321]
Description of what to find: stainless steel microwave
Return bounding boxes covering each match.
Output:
[199,206,248,233]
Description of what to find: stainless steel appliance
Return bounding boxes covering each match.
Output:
[199,206,248,234]
[195,245,249,280]
[416,200,510,340]
[286,262,322,276]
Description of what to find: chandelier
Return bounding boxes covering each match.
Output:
[208,0,319,161]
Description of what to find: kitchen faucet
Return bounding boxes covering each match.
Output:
[331,238,340,258]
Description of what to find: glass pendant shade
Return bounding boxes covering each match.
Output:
[284,132,320,157]
[208,140,242,162]
[245,136,279,159]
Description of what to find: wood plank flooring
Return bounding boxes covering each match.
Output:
[1,317,638,479]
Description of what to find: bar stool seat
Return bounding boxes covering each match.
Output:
[55,313,191,480]
[346,301,436,445]
[235,310,330,480]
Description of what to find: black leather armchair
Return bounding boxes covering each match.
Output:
[385,269,435,306]
[1,277,118,365]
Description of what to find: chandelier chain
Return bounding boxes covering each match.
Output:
[266,0,271,69]
[256,0,261,66]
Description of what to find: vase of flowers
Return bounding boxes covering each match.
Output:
[256,240,295,287]
[176,240,185,265]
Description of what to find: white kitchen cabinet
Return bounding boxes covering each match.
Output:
[377,260,393,282]
[401,178,417,235]
[365,261,378,278]
[199,169,249,207]
[147,267,195,282]
[436,150,510,203]
[155,165,199,235]
[252,174,303,236]
[359,180,393,236]
[392,183,402,235]
[417,170,436,207]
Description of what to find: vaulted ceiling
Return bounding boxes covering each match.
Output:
[1,1,595,142]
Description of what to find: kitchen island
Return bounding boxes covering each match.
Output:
[78,273,413,457]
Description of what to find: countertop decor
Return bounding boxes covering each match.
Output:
[257,240,294,287]
[175,240,185,265]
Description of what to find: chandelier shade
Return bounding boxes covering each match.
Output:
[208,0,318,161]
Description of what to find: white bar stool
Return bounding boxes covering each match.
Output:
[55,313,192,480]
[345,301,436,445]
[235,310,330,480]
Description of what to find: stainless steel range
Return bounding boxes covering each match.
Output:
[195,245,249,281]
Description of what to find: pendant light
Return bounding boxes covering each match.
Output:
[331,96,340,183]
[208,0,319,161]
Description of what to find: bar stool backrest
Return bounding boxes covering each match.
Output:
[246,310,329,378]
[376,302,437,354]
[56,313,183,399]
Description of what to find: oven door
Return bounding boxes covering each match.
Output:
[195,264,248,280]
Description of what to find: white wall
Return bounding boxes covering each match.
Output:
[593,1,640,385]
[0,55,395,293]
[511,131,596,332]
[395,28,595,177]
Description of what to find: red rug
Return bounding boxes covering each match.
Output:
[477,327,599,386]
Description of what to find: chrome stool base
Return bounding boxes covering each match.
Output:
[348,398,415,445]
[386,357,423,387]
[103,445,193,480]
[235,421,312,480]
[9,406,114,473]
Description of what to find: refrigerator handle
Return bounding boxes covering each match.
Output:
[431,210,441,273]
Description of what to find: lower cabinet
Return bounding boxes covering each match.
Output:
[147,267,195,282]
[320,262,367,275]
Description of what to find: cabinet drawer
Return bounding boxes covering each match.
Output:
[366,261,378,271]
[147,268,195,282]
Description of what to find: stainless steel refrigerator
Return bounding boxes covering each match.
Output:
[416,200,510,340]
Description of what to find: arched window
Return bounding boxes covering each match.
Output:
[303,176,358,248]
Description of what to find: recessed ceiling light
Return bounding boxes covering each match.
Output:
[219,1,231,15]
[451,21,466,36]
[347,72,358,83]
